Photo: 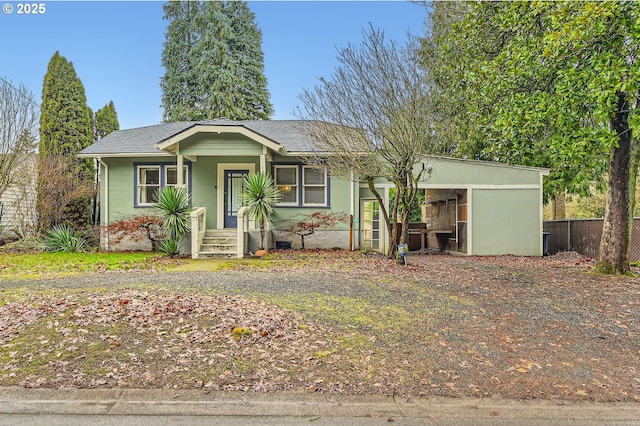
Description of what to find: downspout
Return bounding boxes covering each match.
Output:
[99,158,109,251]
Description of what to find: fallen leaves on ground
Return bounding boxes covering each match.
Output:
[0,250,639,402]
[0,289,349,392]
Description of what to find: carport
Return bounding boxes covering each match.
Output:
[359,156,549,256]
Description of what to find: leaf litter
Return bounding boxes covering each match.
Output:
[0,249,639,402]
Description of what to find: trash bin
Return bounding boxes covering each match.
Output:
[542,231,550,256]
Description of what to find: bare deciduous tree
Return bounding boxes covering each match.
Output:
[297,26,448,258]
[0,79,39,237]
[1,154,38,237]
[0,79,39,199]
[36,154,95,232]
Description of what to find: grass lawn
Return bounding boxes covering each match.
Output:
[0,252,164,279]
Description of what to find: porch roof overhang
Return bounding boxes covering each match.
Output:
[155,124,286,156]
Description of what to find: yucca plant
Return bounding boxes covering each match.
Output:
[154,186,192,255]
[155,237,181,256]
[44,224,86,253]
[241,173,282,250]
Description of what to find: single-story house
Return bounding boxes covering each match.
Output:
[78,118,549,258]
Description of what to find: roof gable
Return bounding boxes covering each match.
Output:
[79,119,322,158]
[156,123,284,154]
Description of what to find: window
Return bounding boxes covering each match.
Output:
[165,166,188,189]
[137,166,160,205]
[302,166,327,206]
[273,164,329,207]
[135,163,190,207]
[274,165,298,205]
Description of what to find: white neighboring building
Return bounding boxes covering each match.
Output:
[0,154,37,237]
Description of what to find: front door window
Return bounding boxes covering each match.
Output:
[224,170,249,228]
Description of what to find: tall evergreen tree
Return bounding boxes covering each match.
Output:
[160,0,200,122]
[91,101,120,225]
[94,100,120,140]
[161,0,273,121]
[224,1,272,119]
[38,51,94,231]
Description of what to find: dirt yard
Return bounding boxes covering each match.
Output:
[0,250,638,402]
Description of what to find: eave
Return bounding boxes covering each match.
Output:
[77,152,172,158]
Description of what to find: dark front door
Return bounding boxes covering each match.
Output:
[224,169,249,228]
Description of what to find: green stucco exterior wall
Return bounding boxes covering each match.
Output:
[101,155,354,231]
[271,175,353,232]
[101,156,170,224]
[471,188,542,256]
[100,150,545,256]
[101,156,260,230]
[425,158,542,186]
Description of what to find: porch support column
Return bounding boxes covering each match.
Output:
[177,145,184,188]
[260,146,268,173]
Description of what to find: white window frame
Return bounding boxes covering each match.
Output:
[274,165,299,206]
[137,165,161,206]
[135,163,190,207]
[302,166,327,206]
[164,165,189,189]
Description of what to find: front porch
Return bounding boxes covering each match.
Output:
[189,206,262,259]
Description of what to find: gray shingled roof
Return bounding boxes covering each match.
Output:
[79,119,321,157]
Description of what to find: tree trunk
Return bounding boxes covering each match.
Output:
[552,191,566,220]
[596,93,632,275]
[389,191,400,259]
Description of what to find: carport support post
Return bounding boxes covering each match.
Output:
[467,188,473,255]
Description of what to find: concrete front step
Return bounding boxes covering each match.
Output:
[198,229,239,258]
[198,251,237,259]
[204,229,236,237]
[202,237,236,245]
[200,244,236,252]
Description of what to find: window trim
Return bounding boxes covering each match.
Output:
[164,165,189,189]
[274,164,299,206]
[272,163,330,208]
[136,165,161,207]
[302,165,327,206]
[134,162,191,207]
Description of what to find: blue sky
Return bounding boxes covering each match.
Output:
[0,1,427,130]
